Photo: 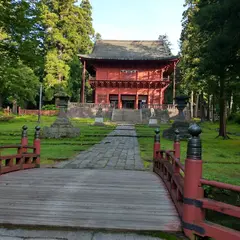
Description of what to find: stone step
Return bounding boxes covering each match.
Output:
[112,109,141,123]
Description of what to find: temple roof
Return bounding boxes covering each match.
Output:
[79,40,178,61]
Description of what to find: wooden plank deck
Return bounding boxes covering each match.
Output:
[0,169,181,232]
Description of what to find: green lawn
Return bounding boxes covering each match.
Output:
[0,115,116,166]
[136,122,240,185]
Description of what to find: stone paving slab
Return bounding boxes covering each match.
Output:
[57,125,145,170]
[0,228,164,240]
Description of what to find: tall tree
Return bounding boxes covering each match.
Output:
[158,34,172,54]
[180,0,240,138]
[41,0,94,100]
[0,0,42,108]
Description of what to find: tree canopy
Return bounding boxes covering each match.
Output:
[0,0,96,107]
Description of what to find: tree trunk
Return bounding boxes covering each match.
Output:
[194,93,199,118]
[229,94,233,116]
[212,94,215,122]
[218,76,227,138]
[190,91,194,119]
[207,93,210,121]
[12,100,17,115]
[0,94,3,109]
[200,92,205,122]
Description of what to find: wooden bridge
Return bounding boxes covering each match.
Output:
[0,125,239,240]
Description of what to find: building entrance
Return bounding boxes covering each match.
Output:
[121,95,136,109]
[122,100,135,109]
[109,95,119,108]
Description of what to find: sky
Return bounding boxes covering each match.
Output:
[89,0,186,55]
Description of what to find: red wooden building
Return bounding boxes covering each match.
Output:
[79,40,178,109]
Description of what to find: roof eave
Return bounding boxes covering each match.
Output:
[78,54,179,62]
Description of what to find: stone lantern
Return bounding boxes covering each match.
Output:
[163,95,190,140]
[54,91,69,118]
[42,91,80,138]
[175,96,189,120]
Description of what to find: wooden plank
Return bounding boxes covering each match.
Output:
[0,169,181,232]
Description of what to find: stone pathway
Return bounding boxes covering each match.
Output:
[0,229,163,240]
[57,125,145,170]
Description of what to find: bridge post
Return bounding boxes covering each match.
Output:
[34,126,41,168]
[18,126,28,169]
[183,124,205,239]
[153,128,160,161]
[20,125,28,153]
[173,129,180,174]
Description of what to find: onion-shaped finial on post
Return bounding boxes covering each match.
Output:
[187,124,202,160]
[22,125,28,138]
[34,126,41,139]
[174,129,180,142]
[154,128,160,143]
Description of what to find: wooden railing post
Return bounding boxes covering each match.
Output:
[153,128,160,160]
[183,124,205,239]
[21,125,28,153]
[34,126,41,168]
[173,129,180,174]
[18,125,28,169]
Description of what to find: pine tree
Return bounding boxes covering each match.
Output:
[41,0,95,100]
[180,0,240,138]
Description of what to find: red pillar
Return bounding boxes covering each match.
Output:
[118,88,121,109]
[173,61,177,105]
[160,89,165,105]
[81,60,86,103]
[94,89,97,104]
[135,94,138,109]
[21,125,28,154]
[183,124,205,239]
[153,128,160,160]
[18,125,28,169]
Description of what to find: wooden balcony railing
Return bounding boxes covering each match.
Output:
[153,125,240,240]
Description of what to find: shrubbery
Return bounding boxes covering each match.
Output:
[0,111,15,122]
[228,112,240,124]
[42,104,58,110]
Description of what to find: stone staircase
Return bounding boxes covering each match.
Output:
[112,109,142,123]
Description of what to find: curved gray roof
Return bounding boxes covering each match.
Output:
[79,40,178,61]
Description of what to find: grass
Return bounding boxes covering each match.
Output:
[0,115,116,165]
[135,122,240,186]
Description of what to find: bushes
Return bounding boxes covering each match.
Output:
[0,115,15,122]
[228,112,240,124]
[42,104,58,110]
[0,111,15,122]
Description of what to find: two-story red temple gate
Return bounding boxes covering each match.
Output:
[79,40,178,109]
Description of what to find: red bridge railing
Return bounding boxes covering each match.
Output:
[0,126,41,175]
[153,124,240,240]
